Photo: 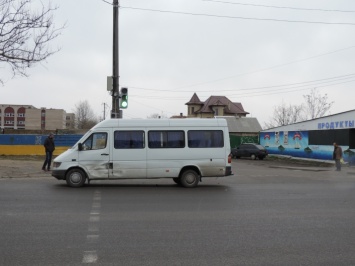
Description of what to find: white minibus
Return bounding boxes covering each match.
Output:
[52,118,232,188]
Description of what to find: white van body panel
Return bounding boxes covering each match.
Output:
[52,118,232,187]
[110,127,147,179]
[78,129,110,179]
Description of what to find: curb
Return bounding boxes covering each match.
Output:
[268,165,331,172]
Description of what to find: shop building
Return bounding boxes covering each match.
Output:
[260,110,355,164]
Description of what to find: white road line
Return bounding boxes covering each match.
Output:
[82,251,98,264]
[83,190,101,264]
[89,215,100,222]
[88,223,99,232]
[87,235,99,244]
[92,202,101,208]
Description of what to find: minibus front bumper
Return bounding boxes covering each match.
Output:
[52,170,66,180]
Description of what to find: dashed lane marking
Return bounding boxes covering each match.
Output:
[82,190,101,264]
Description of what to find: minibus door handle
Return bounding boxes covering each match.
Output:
[101,153,109,156]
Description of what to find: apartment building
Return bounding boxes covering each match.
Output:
[0,104,75,131]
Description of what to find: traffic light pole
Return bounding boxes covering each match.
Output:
[111,0,120,118]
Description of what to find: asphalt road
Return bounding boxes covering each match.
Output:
[1,158,355,265]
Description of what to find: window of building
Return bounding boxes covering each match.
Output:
[188,130,224,148]
[309,129,349,146]
[114,131,145,149]
[148,131,185,148]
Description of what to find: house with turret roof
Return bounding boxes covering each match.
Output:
[185,93,262,147]
[185,93,249,118]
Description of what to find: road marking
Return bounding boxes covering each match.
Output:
[83,190,101,264]
[87,235,99,244]
[89,215,100,222]
[82,251,98,264]
[92,202,101,208]
[88,223,99,232]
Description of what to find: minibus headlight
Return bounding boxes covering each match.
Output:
[53,162,61,168]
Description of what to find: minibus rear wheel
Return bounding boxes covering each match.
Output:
[66,168,86,188]
[180,169,199,188]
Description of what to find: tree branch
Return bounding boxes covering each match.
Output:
[0,0,65,84]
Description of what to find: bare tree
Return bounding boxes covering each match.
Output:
[0,0,64,84]
[264,89,334,129]
[303,88,333,120]
[74,100,99,129]
[264,101,304,129]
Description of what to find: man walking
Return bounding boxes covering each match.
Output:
[333,142,343,171]
[42,133,55,171]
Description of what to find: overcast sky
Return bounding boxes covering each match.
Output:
[3,0,355,127]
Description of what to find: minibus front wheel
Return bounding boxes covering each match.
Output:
[180,169,199,188]
[173,178,181,185]
[66,168,87,188]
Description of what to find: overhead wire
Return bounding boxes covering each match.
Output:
[120,77,355,117]
[118,44,355,94]
[109,2,355,115]
[120,6,355,25]
[228,78,355,98]
[101,0,113,5]
[117,3,355,92]
[124,73,355,93]
[202,0,355,13]
[126,76,355,99]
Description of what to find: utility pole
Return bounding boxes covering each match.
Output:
[102,103,108,121]
[111,0,120,118]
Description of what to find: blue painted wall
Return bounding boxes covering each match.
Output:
[260,131,355,164]
[0,134,82,146]
[0,134,83,155]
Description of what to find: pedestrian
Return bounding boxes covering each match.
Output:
[333,142,343,171]
[42,133,55,171]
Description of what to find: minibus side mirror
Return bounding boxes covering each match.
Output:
[78,143,83,151]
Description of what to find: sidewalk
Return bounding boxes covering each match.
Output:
[0,157,50,179]
[268,155,355,175]
[269,165,355,175]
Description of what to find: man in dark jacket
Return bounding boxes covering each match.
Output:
[42,133,55,171]
[333,142,343,171]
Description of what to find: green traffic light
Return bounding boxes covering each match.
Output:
[120,95,128,108]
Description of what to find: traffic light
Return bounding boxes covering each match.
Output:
[120,87,128,109]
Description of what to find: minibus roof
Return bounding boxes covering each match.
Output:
[93,118,227,129]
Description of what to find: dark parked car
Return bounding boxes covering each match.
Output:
[231,143,268,160]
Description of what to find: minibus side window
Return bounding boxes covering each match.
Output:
[114,131,145,149]
[188,130,224,148]
[148,131,185,148]
[82,133,107,150]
